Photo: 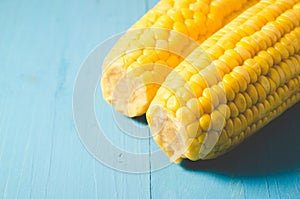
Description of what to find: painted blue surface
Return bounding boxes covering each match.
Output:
[1,0,300,198]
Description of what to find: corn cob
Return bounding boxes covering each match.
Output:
[147,0,300,163]
[101,0,259,117]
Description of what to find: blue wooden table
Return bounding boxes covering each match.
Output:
[1,0,300,198]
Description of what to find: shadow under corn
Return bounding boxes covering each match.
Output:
[132,114,148,125]
[181,102,300,177]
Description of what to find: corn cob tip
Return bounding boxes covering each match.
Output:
[147,105,186,163]
[102,66,149,117]
[101,66,126,104]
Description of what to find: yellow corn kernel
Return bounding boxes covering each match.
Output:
[234,93,247,113]
[190,74,207,89]
[233,66,251,84]
[225,119,234,137]
[244,65,258,83]
[202,88,219,108]
[211,110,226,131]
[199,96,213,113]
[231,71,248,92]
[218,104,231,120]
[280,62,292,80]
[254,55,269,75]
[185,139,201,161]
[229,102,239,118]
[186,98,203,118]
[167,9,184,22]
[167,95,180,112]
[176,106,196,125]
[215,59,231,75]
[275,66,287,86]
[267,47,282,64]
[232,117,242,136]
[255,83,267,103]
[166,55,180,68]
[187,81,203,97]
[187,121,201,138]
[244,108,254,125]
[258,76,271,94]
[211,84,226,104]
[257,50,274,68]
[137,54,153,65]
[243,93,252,108]
[268,78,277,94]
[223,74,240,93]
[269,68,281,87]
[219,54,239,70]
[201,133,217,154]
[199,114,211,132]
[234,46,252,61]
[177,87,194,103]
[218,130,229,145]
[247,85,258,104]
[221,82,236,102]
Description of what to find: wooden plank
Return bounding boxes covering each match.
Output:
[0,0,151,198]
[147,0,160,10]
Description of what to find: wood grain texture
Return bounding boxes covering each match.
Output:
[1,0,300,199]
[0,0,150,198]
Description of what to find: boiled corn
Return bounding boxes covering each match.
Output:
[147,0,300,162]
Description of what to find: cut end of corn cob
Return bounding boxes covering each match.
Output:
[101,65,126,104]
[104,63,173,116]
[101,0,261,117]
[147,105,185,162]
[147,0,300,162]
[109,73,148,117]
